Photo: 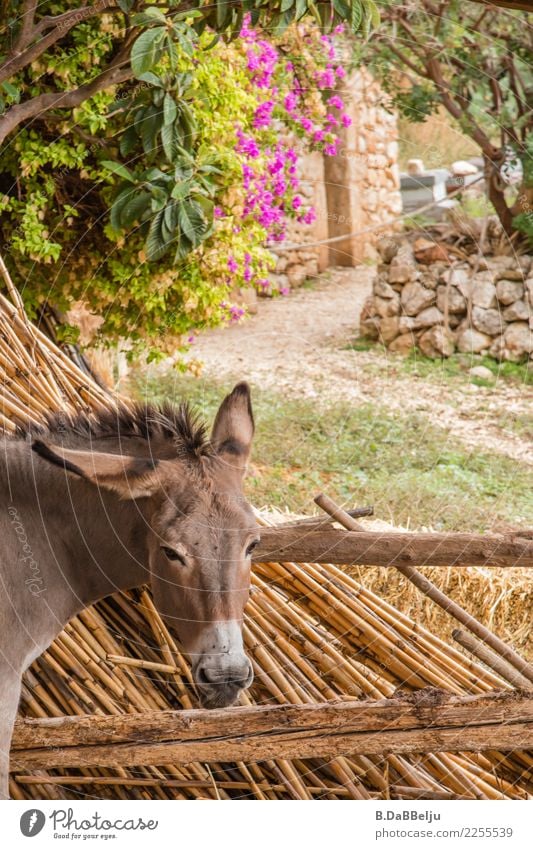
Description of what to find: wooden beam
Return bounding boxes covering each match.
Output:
[11,690,533,770]
[253,527,533,569]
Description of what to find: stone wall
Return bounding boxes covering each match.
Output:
[269,67,401,291]
[361,239,533,362]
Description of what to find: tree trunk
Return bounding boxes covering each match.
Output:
[484,155,515,235]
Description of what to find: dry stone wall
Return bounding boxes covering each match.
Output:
[361,239,533,362]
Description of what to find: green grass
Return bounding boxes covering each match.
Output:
[133,373,533,533]
[400,351,533,387]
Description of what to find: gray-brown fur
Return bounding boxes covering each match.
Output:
[0,383,257,798]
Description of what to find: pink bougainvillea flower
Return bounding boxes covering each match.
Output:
[341,113,352,127]
[317,67,335,88]
[324,142,339,156]
[284,92,298,113]
[328,95,344,110]
[231,14,343,281]
[253,100,274,128]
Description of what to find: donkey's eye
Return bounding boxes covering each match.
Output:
[246,539,260,557]
[161,546,186,565]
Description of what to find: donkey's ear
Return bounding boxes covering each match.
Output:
[211,382,254,474]
[31,441,162,499]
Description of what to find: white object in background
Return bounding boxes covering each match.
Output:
[407,158,425,175]
[451,160,478,176]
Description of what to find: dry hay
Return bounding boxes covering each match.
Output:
[348,562,532,662]
[1,275,531,800]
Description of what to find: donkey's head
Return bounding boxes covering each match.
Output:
[32,383,257,709]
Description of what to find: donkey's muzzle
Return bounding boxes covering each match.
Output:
[194,656,253,709]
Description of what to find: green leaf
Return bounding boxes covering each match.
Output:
[136,104,163,155]
[1,81,20,101]
[332,0,351,18]
[110,186,135,231]
[163,93,177,126]
[101,160,135,182]
[178,200,205,243]
[163,204,178,241]
[149,185,168,212]
[350,0,363,32]
[177,102,196,150]
[174,232,193,262]
[295,0,308,20]
[136,71,165,88]
[216,0,231,29]
[171,181,191,200]
[161,122,178,162]
[130,28,166,78]
[120,191,151,229]
[118,0,134,11]
[281,0,294,12]
[361,0,379,36]
[132,7,167,26]
[119,125,138,157]
[146,209,169,261]
[367,0,380,27]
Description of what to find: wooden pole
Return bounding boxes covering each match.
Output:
[254,526,533,569]
[11,690,533,771]
[452,630,533,689]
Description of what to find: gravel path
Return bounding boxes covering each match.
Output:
[186,267,533,465]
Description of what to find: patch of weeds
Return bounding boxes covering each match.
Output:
[492,410,533,441]
[133,372,532,532]
[458,194,495,219]
[400,351,532,387]
[345,337,381,353]
[474,356,532,386]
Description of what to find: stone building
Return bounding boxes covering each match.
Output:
[271,67,402,290]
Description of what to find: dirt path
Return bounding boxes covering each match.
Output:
[187,267,533,465]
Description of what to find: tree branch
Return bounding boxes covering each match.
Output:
[0,2,116,87]
[0,59,132,147]
[11,0,39,53]
[377,38,428,78]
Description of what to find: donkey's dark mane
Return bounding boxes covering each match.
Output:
[18,401,212,459]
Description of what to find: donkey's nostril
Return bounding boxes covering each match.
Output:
[196,664,213,686]
[196,660,252,688]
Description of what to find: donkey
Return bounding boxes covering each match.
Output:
[0,382,258,798]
